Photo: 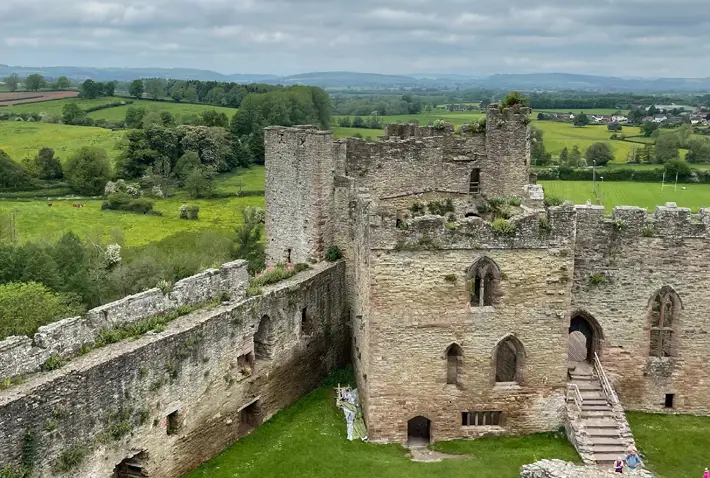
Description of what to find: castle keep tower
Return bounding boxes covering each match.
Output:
[483,104,531,197]
[264,126,335,265]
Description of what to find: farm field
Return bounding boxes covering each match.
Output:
[2,96,122,115]
[0,167,265,246]
[0,90,79,107]
[535,108,628,115]
[540,180,710,212]
[186,368,581,478]
[334,111,484,128]
[87,98,237,121]
[533,122,644,163]
[331,127,385,140]
[0,121,124,161]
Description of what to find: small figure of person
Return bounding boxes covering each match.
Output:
[703,467,709,478]
[614,456,624,473]
[626,448,643,470]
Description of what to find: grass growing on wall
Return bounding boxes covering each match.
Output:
[185,368,580,478]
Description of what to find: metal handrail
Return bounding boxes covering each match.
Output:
[594,352,619,405]
[567,383,584,414]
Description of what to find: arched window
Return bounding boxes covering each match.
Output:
[254,315,273,361]
[469,169,481,195]
[494,335,525,383]
[649,287,681,358]
[445,344,463,386]
[467,257,501,307]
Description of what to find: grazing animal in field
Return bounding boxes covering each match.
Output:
[48,203,52,207]
[72,203,84,208]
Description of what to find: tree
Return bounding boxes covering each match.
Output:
[184,166,216,199]
[4,73,19,92]
[664,159,692,179]
[25,74,46,92]
[64,147,112,195]
[54,76,72,90]
[573,113,590,127]
[569,145,583,167]
[530,126,552,165]
[230,138,253,169]
[62,103,87,125]
[248,128,265,165]
[677,124,692,148]
[128,80,144,99]
[559,147,569,165]
[648,105,659,116]
[585,142,614,166]
[641,121,659,137]
[33,147,63,180]
[655,133,681,163]
[144,78,165,100]
[124,106,146,129]
[81,79,102,99]
[352,116,365,128]
[199,110,229,128]
[169,80,186,102]
[232,206,265,274]
[0,150,35,190]
[686,139,710,163]
[103,81,116,97]
[607,123,622,132]
[174,151,201,183]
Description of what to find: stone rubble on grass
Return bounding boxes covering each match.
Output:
[521,459,655,478]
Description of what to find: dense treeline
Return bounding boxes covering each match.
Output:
[127,78,278,107]
[525,92,689,110]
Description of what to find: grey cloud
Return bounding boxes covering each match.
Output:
[1,0,710,76]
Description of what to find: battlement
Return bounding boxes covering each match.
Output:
[575,202,710,238]
[384,122,456,138]
[368,203,576,251]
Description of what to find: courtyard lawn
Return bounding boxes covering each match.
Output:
[627,412,710,478]
[0,121,124,161]
[540,180,710,212]
[0,167,265,246]
[185,368,580,478]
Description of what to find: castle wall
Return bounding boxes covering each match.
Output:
[265,126,335,265]
[361,207,576,443]
[485,105,532,198]
[0,262,349,477]
[572,204,710,414]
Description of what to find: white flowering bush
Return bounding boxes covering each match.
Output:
[105,243,122,266]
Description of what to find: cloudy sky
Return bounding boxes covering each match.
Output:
[1,0,709,77]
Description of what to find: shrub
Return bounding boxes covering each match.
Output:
[612,219,627,232]
[589,273,608,286]
[325,246,343,262]
[642,226,655,237]
[432,119,446,130]
[443,274,457,283]
[53,445,87,473]
[250,263,310,288]
[508,197,522,207]
[488,197,506,208]
[491,219,516,236]
[42,355,65,371]
[64,147,111,195]
[539,217,551,231]
[102,193,155,214]
[502,91,528,108]
[544,195,564,207]
[427,199,455,216]
[179,204,200,220]
[445,222,458,231]
[409,202,426,217]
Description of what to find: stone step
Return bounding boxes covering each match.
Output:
[581,410,614,418]
[591,444,628,453]
[580,392,605,400]
[582,398,609,406]
[594,453,626,463]
[586,428,621,438]
[569,374,594,381]
[582,404,612,411]
[589,437,625,445]
[583,418,618,428]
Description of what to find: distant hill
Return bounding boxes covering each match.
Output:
[2,65,710,92]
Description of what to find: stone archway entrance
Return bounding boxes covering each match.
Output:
[568,312,603,363]
[407,416,431,446]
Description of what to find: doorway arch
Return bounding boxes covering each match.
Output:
[407,416,431,445]
[568,311,603,362]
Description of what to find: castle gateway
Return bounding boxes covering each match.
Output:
[265,104,710,447]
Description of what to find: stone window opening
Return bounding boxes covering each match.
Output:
[237,352,255,380]
[665,393,675,409]
[113,451,149,477]
[494,335,525,384]
[254,315,274,361]
[445,344,463,387]
[285,248,292,264]
[166,410,183,436]
[649,287,681,358]
[467,257,501,308]
[301,307,314,336]
[469,169,481,195]
[239,400,262,435]
[461,411,503,427]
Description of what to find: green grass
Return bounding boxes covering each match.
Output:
[87,99,237,121]
[2,97,124,116]
[627,412,710,478]
[0,121,124,161]
[533,122,643,164]
[540,180,710,212]
[185,368,579,478]
[0,167,265,246]
[535,109,628,115]
[331,127,385,140]
[334,111,485,128]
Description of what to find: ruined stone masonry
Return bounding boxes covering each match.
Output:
[1,102,708,477]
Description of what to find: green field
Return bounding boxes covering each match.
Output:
[331,127,385,140]
[87,99,237,121]
[2,97,124,116]
[0,121,124,161]
[0,167,265,246]
[186,368,580,478]
[334,111,485,128]
[540,180,710,212]
[535,109,628,115]
[533,122,643,163]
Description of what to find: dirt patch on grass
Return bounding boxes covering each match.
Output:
[0,91,79,106]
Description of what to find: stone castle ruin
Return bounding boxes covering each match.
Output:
[1,103,708,476]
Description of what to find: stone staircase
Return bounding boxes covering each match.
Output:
[565,358,636,466]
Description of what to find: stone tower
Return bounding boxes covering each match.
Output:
[264,126,335,265]
[483,104,532,197]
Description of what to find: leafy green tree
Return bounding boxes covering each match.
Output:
[0,150,35,190]
[530,126,552,165]
[232,206,265,274]
[559,147,569,165]
[178,125,231,170]
[352,116,365,128]
[81,79,102,99]
[607,123,622,132]
[664,159,692,179]
[686,139,710,163]
[64,147,112,195]
[124,106,146,129]
[0,281,83,339]
[338,117,352,127]
[4,73,20,92]
[103,81,116,97]
[33,147,63,180]
[585,142,614,166]
[249,128,265,165]
[573,113,589,127]
[200,110,229,127]
[641,121,659,137]
[54,76,72,90]
[51,232,89,297]
[677,124,692,148]
[61,103,87,125]
[169,80,186,102]
[230,138,253,169]
[128,80,144,99]
[25,74,46,91]
[569,145,583,167]
[184,166,216,199]
[174,151,201,183]
[654,133,681,163]
[183,85,198,103]
[144,78,165,99]
[160,111,176,127]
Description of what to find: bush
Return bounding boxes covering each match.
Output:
[325,246,343,262]
[544,195,564,207]
[427,199,455,216]
[53,445,87,473]
[491,219,516,236]
[250,263,310,288]
[101,192,155,214]
[42,354,65,371]
[64,147,112,195]
[179,204,200,220]
[502,91,528,108]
